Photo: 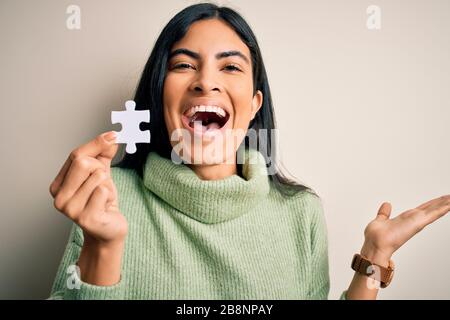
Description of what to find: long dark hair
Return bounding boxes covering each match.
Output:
[113,2,318,198]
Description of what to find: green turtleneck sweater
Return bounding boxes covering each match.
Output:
[49,148,348,300]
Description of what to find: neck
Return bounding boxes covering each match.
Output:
[188,162,237,180]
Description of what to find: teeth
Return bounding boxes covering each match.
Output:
[185,105,226,118]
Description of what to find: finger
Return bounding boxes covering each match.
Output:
[101,177,118,207]
[417,195,450,210]
[376,202,392,221]
[49,155,72,198]
[71,131,118,170]
[50,131,117,198]
[79,185,113,230]
[85,185,110,215]
[54,157,105,210]
[423,195,450,225]
[64,169,112,220]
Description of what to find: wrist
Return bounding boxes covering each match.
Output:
[77,239,125,286]
[80,240,124,261]
[360,243,392,268]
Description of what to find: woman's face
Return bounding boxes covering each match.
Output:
[163,18,263,165]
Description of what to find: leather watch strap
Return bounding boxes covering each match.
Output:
[351,253,395,288]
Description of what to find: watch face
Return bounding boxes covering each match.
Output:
[352,254,395,288]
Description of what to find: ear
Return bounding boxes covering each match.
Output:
[250,90,263,120]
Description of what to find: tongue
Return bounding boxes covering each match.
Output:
[206,122,220,130]
[192,120,221,135]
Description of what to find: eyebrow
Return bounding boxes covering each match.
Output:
[168,48,250,65]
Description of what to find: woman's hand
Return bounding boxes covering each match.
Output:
[49,131,127,285]
[346,195,449,299]
[360,195,450,266]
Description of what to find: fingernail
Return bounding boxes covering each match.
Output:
[104,131,116,142]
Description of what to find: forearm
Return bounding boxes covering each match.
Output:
[77,240,124,286]
[345,245,391,300]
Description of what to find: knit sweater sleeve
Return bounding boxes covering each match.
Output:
[47,223,125,300]
[304,193,347,300]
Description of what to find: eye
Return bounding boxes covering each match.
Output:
[224,64,242,72]
[173,63,195,70]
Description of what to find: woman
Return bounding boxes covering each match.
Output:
[48,3,449,299]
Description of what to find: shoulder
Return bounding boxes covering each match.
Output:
[270,185,329,255]
[269,183,323,213]
[269,183,325,228]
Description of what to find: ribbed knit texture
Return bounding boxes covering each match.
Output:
[49,148,347,300]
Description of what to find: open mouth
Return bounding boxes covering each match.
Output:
[182,105,231,136]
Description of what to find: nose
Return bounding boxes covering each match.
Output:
[189,66,221,93]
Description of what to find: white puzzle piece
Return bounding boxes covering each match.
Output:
[111,100,150,154]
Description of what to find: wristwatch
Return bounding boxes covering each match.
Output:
[351,253,395,288]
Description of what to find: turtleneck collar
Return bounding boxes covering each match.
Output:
[143,148,270,224]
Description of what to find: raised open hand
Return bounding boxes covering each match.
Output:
[361,195,450,265]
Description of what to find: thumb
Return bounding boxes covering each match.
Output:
[97,131,119,161]
[97,139,119,171]
[74,131,118,162]
[376,202,392,221]
[88,131,119,170]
